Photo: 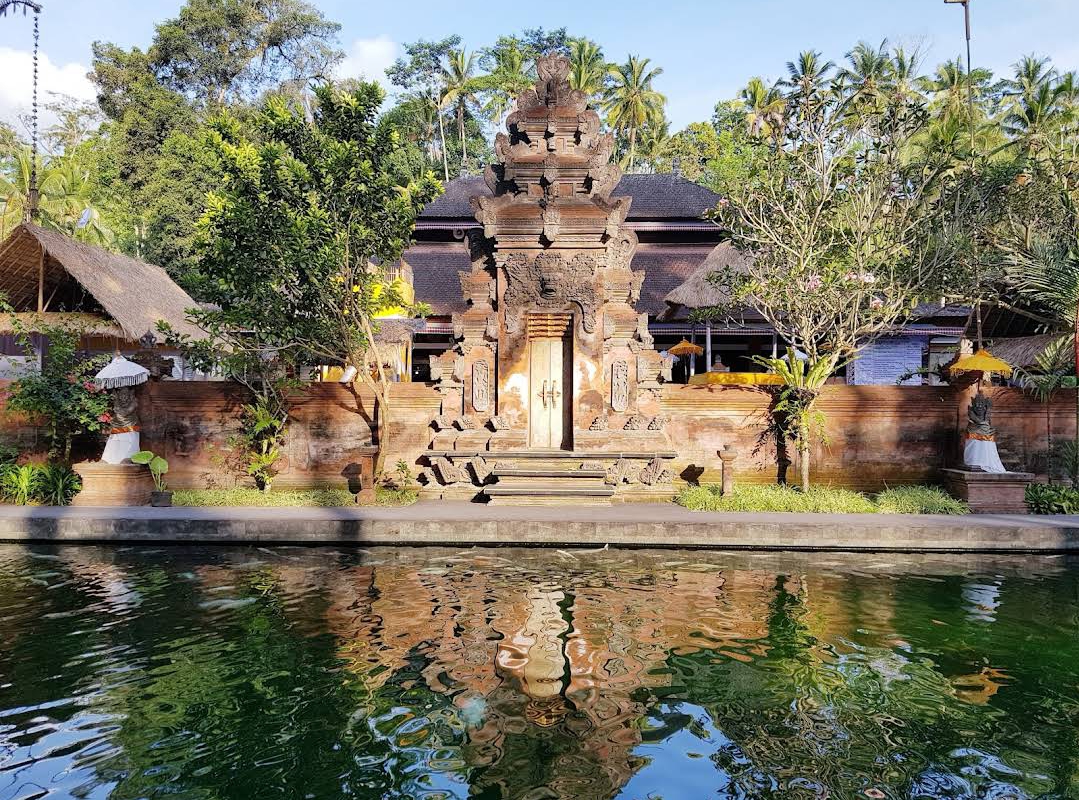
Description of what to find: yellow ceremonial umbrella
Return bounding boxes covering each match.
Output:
[667,338,705,357]
[947,348,1013,378]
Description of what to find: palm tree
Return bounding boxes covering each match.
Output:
[1004,55,1057,100]
[0,149,112,244]
[1003,80,1068,155]
[740,77,786,139]
[836,39,893,110]
[633,119,671,172]
[890,45,924,101]
[783,50,835,114]
[481,46,531,130]
[1004,236,1079,484]
[604,56,666,173]
[918,58,995,121]
[441,48,480,166]
[567,38,607,100]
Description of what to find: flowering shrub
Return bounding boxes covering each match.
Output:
[4,320,110,461]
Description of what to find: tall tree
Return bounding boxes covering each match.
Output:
[440,48,480,166]
[567,38,607,99]
[150,0,342,107]
[782,50,834,116]
[173,82,441,478]
[604,56,666,173]
[740,77,786,139]
[477,42,531,129]
[388,36,462,181]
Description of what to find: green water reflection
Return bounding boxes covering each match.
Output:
[0,545,1077,799]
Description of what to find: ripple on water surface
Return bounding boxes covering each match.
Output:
[0,545,1077,799]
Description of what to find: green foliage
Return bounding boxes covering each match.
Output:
[1026,482,1079,515]
[0,464,42,506]
[236,401,286,491]
[37,463,82,506]
[875,486,969,515]
[171,487,417,507]
[3,318,110,461]
[677,483,969,515]
[677,483,879,514]
[603,56,666,172]
[131,450,169,492]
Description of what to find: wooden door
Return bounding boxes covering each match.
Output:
[528,314,571,449]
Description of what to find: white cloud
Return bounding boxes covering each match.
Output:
[336,35,399,85]
[0,46,95,130]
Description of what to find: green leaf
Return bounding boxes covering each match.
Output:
[131,451,155,465]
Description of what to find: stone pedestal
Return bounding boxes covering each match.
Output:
[454,431,491,451]
[489,429,528,451]
[942,469,1034,514]
[72,462,154,507]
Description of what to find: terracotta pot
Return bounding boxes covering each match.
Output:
[150,490,173,508]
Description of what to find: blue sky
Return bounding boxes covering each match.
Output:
[1,0,1077,130]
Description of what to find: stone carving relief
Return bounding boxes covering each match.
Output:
[606,458,639,485]
[611,360,630,413]
[502,252,600,334]
[472,360,491,412]
[468,456,492,485]
[489,415,510,431]
[639,458,674,486]
[455,415,479,431]
[431,457,468,486]
[648,416,668,431]
[624,414,648,431]
[589,415,609,431]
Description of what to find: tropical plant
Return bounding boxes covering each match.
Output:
[0,463,41,505]
[169,81,440,480]
[1025,482,1079,514]
[440,48,481,165]
[567,38,607,99]
[38,463,82,506]
[1013,335,1072,482]
[3,316,110,461]
[131,450,169,492]
[238,401,287,491]
[740,77,785,140]
[604,56,666,172]
[782,50,834,116]
[875,485,969,515]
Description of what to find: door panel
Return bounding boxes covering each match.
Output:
[529,337,567,449]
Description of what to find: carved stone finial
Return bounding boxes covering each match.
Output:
[624,414,648,431]
[589,415,609,431]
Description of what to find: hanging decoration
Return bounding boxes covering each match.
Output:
[0,2,43,222]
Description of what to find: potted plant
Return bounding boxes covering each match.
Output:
[131,450,171,506]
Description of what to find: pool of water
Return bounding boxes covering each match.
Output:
[0,545,1078,799]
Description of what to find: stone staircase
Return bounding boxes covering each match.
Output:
[422,450,677,506]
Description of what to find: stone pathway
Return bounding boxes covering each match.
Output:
[1,501,1078,552]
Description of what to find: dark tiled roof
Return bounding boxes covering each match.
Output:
[420,174,723,221]
[403,242,716,317]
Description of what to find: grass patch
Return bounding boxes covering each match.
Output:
[875,485,969,515]
[677,483,969,515]
[172,487,417,508]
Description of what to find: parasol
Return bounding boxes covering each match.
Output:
[94,355,149,390]
[667,339,704,357]
[947,348,1013,378]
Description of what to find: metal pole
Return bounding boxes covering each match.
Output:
[0,2,43,222]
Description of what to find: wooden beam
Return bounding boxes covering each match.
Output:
[36,244,46,313]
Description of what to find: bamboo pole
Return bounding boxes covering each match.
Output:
[36,243,45,312]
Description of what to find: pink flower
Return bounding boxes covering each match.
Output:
[98,413,112,424]
[66,374,78,384]
[845,271,860,282]
[83,381,96,392]
[869,296,883,310]
[803,274,823,292]
[861,272,877,284]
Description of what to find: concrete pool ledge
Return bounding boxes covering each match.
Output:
[1,501,1079,552]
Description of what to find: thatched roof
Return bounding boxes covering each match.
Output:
[373,318,421,345]
[0,311,127,338]
[0,224,206,342]
[990,333,1074,370]
[663,242,754,310]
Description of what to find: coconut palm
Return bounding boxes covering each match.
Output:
[440,48,481,165]
[633,119,671,172]
[918,58,995,121]
[567,38,607,100]
[740,77,786,139]
[1004,55,1057,100]
[481,46,531,129]
[604,56,666,173]
[1004,235,1079,484]
[783,50,835,114]
[889,45,924,101]
[1003,80,1069,155]
[0,149,112,244]
[835,39,893,110]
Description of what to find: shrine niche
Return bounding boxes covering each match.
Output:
[428,52,674,482]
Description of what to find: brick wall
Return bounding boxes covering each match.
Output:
[1,380,1071,492]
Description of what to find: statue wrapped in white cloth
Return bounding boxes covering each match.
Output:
[95,355,150,465]
[963,391,1007,473]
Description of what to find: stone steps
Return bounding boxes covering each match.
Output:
[491,468,608,489]
[483,484,616,506]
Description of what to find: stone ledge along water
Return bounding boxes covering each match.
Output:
[2,502,1079,551]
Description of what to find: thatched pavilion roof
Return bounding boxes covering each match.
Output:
[990,333,1074,370]
[0,224,206,342]
[0,311,127,338]
[663,242,754,310]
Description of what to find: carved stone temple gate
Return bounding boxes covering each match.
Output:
[424,56,677,504]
